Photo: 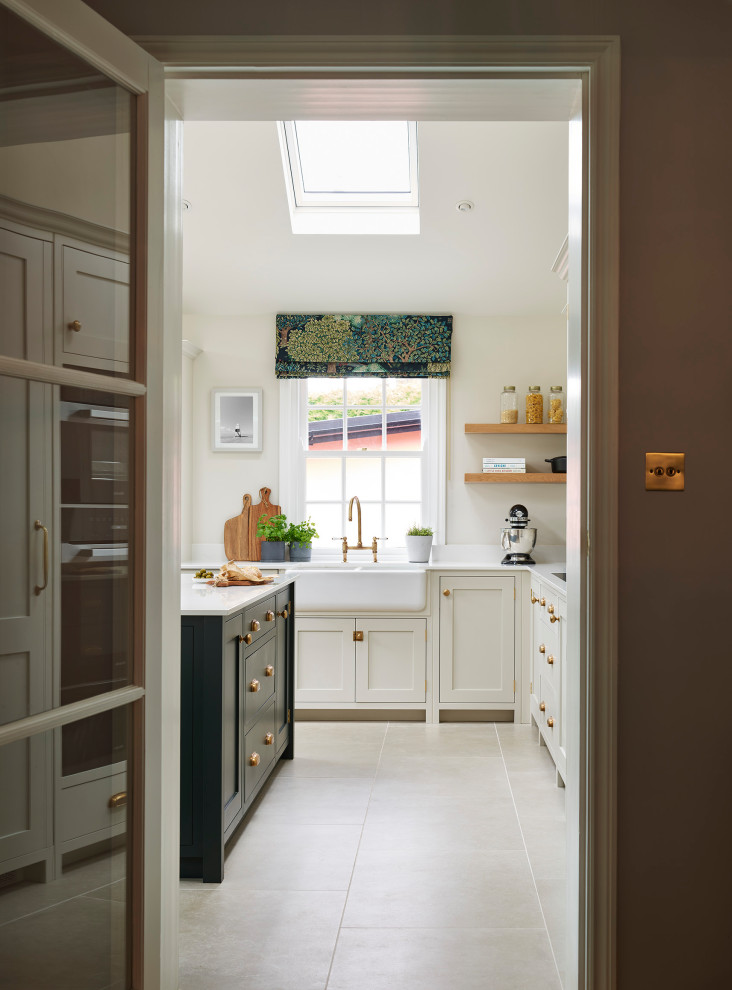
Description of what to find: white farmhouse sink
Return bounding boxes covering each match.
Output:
[286,567,426,612]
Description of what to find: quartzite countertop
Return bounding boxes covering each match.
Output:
[181,573,296,616]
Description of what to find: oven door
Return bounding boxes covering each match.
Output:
[60,392,129,504]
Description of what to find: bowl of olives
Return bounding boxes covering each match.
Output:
[192,568,215,583]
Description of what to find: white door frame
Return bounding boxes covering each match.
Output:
[154,36,619,990]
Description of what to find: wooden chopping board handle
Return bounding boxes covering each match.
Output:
[259,486,272,507]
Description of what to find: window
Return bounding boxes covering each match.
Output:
[280,377,445,551]
[277,121,420,235]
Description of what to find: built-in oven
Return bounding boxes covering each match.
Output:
[60,390,129,505]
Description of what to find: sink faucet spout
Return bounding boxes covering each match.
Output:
[348,495,363,547]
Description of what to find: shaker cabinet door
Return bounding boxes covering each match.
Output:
[294,618,355,703]
[355,619,426,703]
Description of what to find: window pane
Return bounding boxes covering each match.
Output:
[306,503,343,547]
[346,378,382,406]
[385,379,422,406]
[306,458,342,501]
[386,408,422,450]
[294,121,411,194]
[346,410,383,450]
[356,502,382,544]
[385,458,421,501]
[0,706,133,988]
[346,458,382,501]
[385,503,422,545]
[307,379,343,405]
[308,409,343,450]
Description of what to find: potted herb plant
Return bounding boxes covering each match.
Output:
[405,524,434,563]
[256,512,288,562]
[287,518,319,562]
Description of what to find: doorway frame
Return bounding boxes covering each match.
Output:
[155,35,619,990]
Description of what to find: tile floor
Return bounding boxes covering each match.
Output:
[180,721,568,990]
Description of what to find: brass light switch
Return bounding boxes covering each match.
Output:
[645,452,685,491]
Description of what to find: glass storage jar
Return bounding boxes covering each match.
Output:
[525,385,544,425]
[548,385,565,424]
[500,386,518,424]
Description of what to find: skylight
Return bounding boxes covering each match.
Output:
[278,120,420,235]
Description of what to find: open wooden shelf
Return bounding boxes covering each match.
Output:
[465,423,567,434]
[465,472,567,484]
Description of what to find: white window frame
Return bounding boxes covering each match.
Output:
[279,378,446,555]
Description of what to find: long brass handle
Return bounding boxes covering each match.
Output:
[539,644,546,654]
[265,665,274,677]
[550,614,560,624]
[546,717,555,728]
[34,520,49,595]
[108,791,127,809]
[249,752,260,766]
[265,611,275,622]
[68,320,82,332]
[251,620,260,632]
[264,732,274,746]
[443,589,451,597]
[250,679,260,692]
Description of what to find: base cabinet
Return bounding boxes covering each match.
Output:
[439,576,515,704]
[529,579,567,782]
[180,585,295,882]
[295,617,426,705]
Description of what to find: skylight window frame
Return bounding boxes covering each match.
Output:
[279,120,420,210]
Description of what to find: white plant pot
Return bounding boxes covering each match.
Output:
[405,535,433,563]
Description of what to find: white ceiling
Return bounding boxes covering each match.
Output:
[182,119,568,316]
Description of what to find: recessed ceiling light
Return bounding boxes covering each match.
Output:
[456,200,474,213]
[182,199,192,212]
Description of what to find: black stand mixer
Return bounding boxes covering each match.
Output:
[500,504,537,565]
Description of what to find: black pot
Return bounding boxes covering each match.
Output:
[545,456,567,473]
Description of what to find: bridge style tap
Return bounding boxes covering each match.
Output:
[333,495,386,561]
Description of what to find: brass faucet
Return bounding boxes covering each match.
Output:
[333,495,387,562]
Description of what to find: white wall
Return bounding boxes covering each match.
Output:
[183,311,566,558]
[183,313,281,558]
[181,351,194,560]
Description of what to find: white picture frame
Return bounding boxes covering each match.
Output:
[211,387,262,452]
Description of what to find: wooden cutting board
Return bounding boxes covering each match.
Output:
[249,486,281,562]
[223,493,252,561]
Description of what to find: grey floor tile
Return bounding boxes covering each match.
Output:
[536,878,568,979]
[382,723,501,759]
[221,822,362,890]
[521,819,567,881]
[179,887,344,990]
[328,927,562,990]
[506,769,567,823]
[251,775,374,825]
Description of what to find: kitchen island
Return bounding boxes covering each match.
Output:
[180,574,296,882]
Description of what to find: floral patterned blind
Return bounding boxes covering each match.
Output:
[275,313,452,379]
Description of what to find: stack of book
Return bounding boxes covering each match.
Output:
[482,457,526,474]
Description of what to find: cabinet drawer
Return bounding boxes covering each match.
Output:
[242,595,277,651]
[58,770,127,842]
[243,702,276,800]
[244,636,276,725]
[538,675,560,746]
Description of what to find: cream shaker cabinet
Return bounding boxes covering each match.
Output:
[295,616,427,705]
[529,578,567,782]
[438,576,516,704]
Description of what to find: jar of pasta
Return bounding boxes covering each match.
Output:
[500,386,518,424]
[525,386,544,425]
[548,386,565,424]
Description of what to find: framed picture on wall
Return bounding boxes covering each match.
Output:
[211,387,262,452]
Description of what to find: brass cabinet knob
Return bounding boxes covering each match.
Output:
[249,752,260,766]
[265,664,274,677]
[242,633,252,645]
[547,604,555,615]
[108,791,127,809]
[550,614,560,624]
[251,620,260,632]
[68,320,82,332]
[264,732,274,746]
[250,679,260,692]
[539,644,546,654]
[539,702,546,712]
[443,589,451,597]
[277,608,288,619]
[530,592,539,604]
[546,717,555,728]
[547,655,555,665]
[265,611,275,622]
[540,597,546,607]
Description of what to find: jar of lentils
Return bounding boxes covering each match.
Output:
[548,385,565,424]
[500,385,518,424]
[525,385,544,425]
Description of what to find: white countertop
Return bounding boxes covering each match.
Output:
[181,573,296,617]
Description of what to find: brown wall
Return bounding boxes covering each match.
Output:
[85,1,732,986]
